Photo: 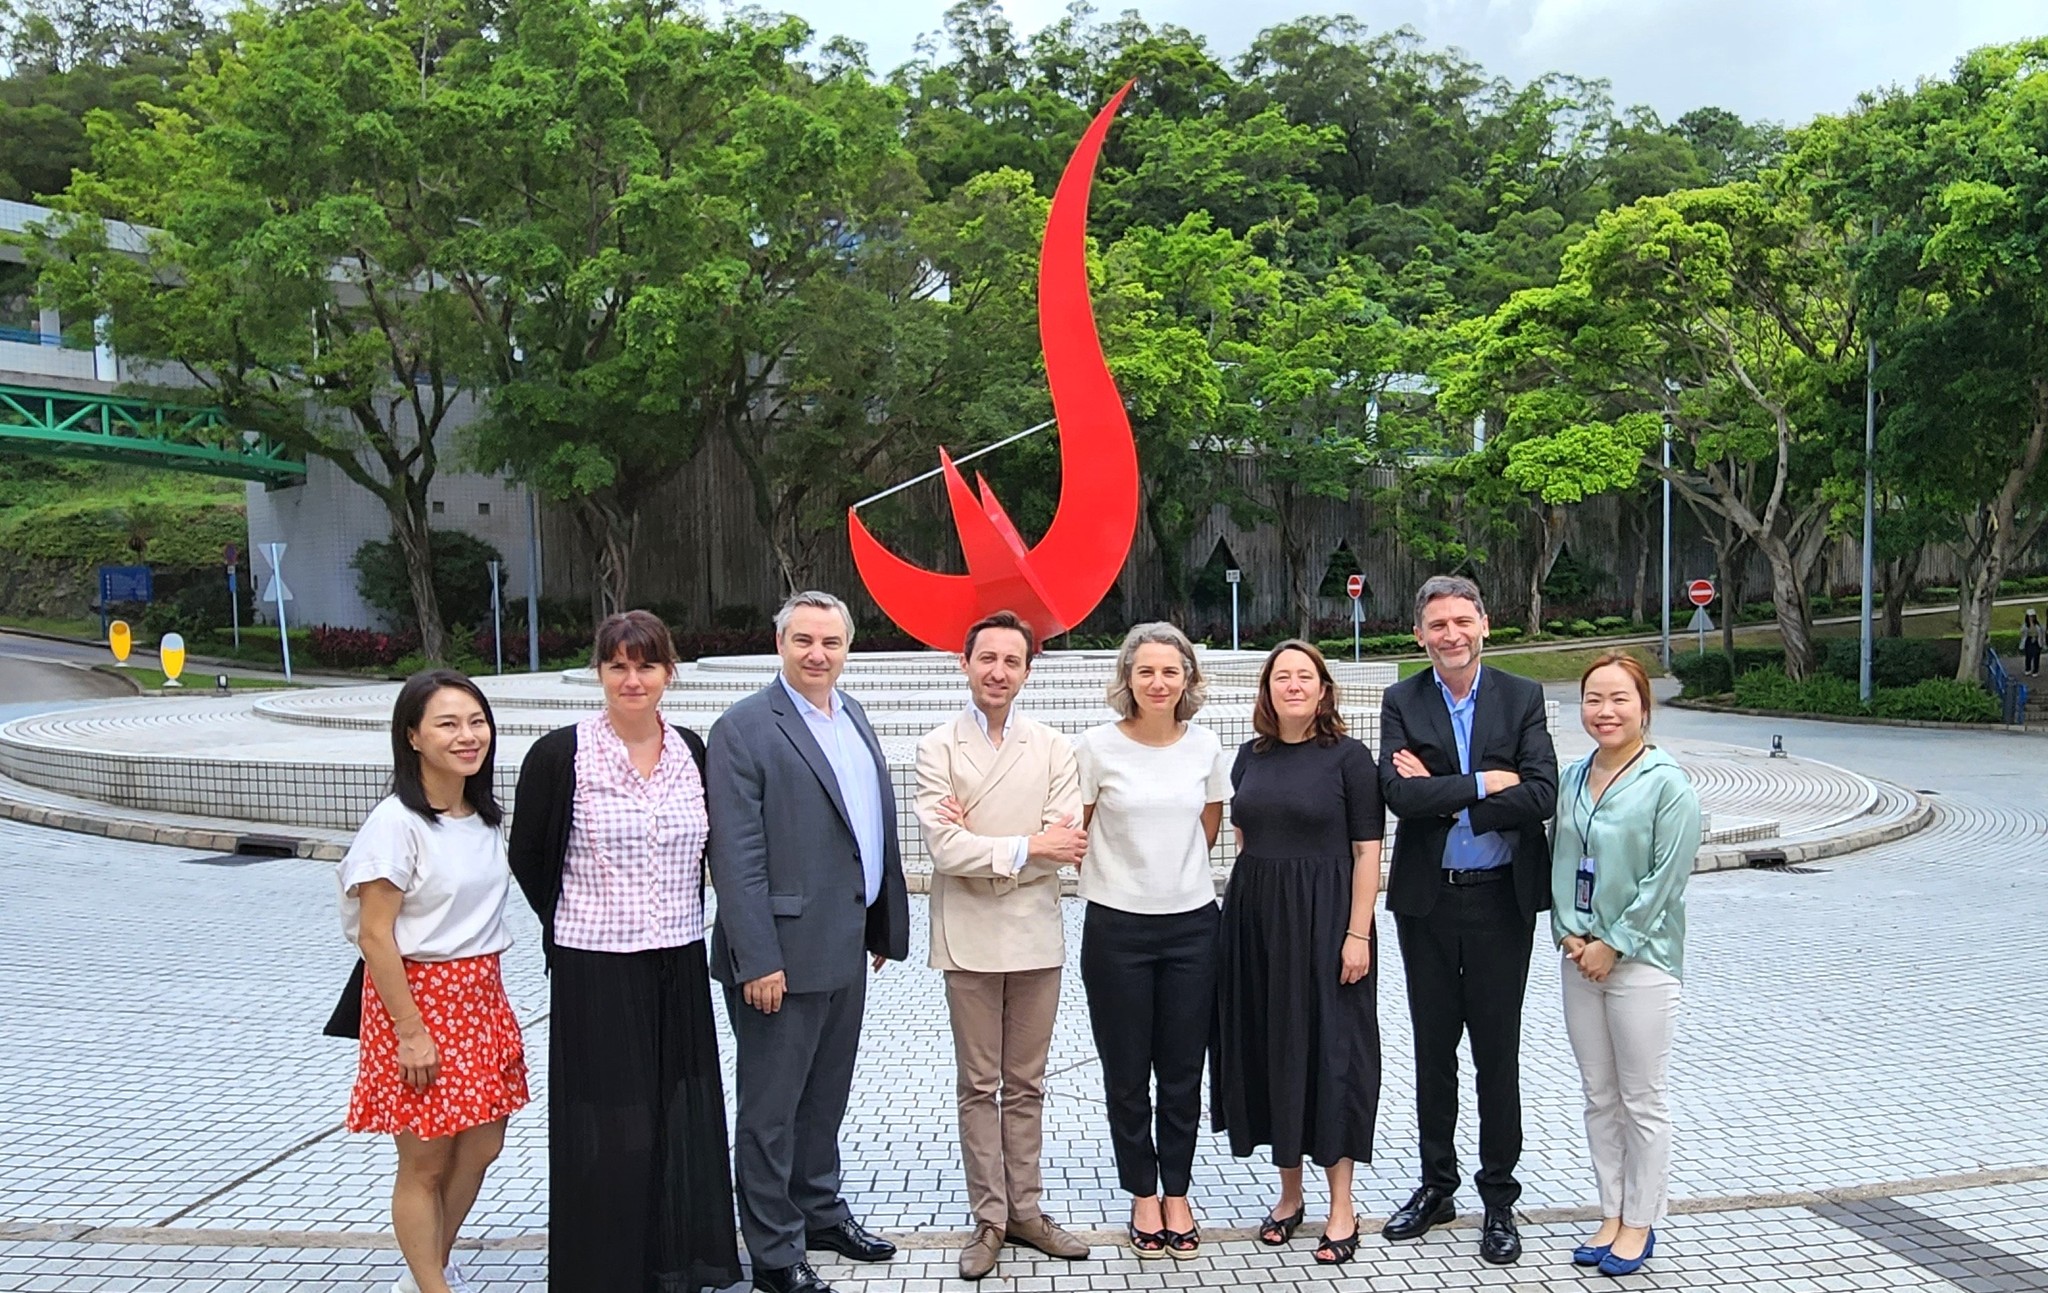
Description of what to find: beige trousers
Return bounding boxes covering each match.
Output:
[1561,953,1681,1227]
[946,967,1062,1227]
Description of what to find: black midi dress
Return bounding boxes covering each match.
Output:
[1213,734,1384,1169]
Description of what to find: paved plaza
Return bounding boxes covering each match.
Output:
[2,697,2046,1290]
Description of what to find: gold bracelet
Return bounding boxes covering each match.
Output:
[1345,929,1370,941]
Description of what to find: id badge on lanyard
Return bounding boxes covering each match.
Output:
[1575,856,1596,913]
[1574,746,1646,917]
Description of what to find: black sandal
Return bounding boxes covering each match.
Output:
[1314,1222,1361,1266]
[1164,1225,1201,1259]
[1259,1206,1306,1246]
[1127,1221,1168,1259]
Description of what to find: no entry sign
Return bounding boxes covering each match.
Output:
[1347,574,1364,600]
[1688,579,1716,607]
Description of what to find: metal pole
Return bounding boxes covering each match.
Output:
[1860,219,1878,702]
[1660,427,1673,667]
[228,565,240,650]
[525,488,543,673]
[1230,581,1240,651]
[1353,597,1362,663]
[489,559,503,675]
[270,545,292,682]
[851,419,1056,510]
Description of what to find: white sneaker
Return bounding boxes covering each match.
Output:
[392,1264,471,1293]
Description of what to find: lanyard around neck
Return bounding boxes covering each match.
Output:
[1576,744,1648,843]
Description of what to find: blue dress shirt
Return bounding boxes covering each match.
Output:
[780,675,886,906]
[1435,666,1513,872]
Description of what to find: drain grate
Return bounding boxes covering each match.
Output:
[180,853,284,867]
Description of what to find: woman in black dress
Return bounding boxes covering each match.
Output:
[1214,639,1384,1266]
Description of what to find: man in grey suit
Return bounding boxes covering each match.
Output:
[709,590,912,1293]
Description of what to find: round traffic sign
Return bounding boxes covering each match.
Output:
[1687,578,1715,607]
[1346,574,1364,600]
[224,542,238,566]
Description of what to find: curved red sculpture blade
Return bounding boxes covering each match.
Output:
[848,82,1139,651]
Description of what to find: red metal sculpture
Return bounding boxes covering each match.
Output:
[848,83,1139,651]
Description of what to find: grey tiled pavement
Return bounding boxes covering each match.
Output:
[4,703,2048,1289]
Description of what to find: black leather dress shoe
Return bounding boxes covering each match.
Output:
[806,1217,898,1263]
[1479,1205,1522,1265]
[1382,1186,1456,1241]
[752,1259,834,1293]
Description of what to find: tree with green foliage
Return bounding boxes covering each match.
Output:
[1793,39,2048,680]
[31,0,489,660]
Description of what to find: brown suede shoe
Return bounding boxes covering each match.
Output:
[959,1222,1005,1280]
[1008,1213,1091,1260]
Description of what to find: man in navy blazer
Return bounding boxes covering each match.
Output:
[709,591,911,1293]
[1376,575,1557,1266]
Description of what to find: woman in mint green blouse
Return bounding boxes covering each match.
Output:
[1550,654,1701,1278]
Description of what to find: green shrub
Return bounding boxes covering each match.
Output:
[1668,647,1784,698]
[1491,626,1525,644]
[1867,679,2000,724]
[1733,670,1865,715]
[1543,619,1566,635]
[1593,615,1628,631]
[351,530,506,631]
[1818,636,1948,690]
[1567,618,1597,636]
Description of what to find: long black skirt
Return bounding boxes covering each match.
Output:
[1212,854,1381,1170]
[549,941,743,1293]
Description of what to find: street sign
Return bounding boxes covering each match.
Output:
[160,632,187,687]
[259,541,293,680]
[1687,578,1715,607]
[98,564,152,606]
[1687,606,1713,654]
[1224,569,1240,584]
[1346,574,1364,600]
[107,620,131,663]
[223,542,238,567]
[1226,568,1241,651]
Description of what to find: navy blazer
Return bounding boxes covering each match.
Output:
[706,680,911,993]
[1377,665,1558,920]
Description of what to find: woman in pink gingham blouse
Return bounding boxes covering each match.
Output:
[509,610,742,1293]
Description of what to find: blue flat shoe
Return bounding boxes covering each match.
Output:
[1598,1228,1655,1276]
[1571,1242,1611,1266]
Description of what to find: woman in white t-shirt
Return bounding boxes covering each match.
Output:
[1074,622,1231,1259]
[338,670,528,1293]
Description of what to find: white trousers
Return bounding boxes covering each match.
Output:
[1560,953,1680,1226]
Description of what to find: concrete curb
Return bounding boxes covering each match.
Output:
[1669,696,2031,734]
[8,1162,2045,1253]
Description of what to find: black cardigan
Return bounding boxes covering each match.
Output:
[507,721,707,966]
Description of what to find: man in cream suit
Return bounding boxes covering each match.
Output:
[916,610,1093,1280]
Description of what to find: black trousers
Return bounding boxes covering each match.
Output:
[1395,874,1535,1210]
[549,942,742,1293]
[1080,901,1218,1197]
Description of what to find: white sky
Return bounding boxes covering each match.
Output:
[732,0,2047,125]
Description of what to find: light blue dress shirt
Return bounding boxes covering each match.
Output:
[1434,666,1513,872]
[780,675,885,906]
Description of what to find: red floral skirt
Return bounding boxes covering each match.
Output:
[348,953,529,1139]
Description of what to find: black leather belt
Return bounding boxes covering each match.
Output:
[1442,866,1511,886]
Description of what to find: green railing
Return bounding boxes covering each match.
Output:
[0,382,305,485]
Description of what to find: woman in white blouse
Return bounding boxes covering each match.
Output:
[339,670,528,1293]
[1074,622,1231,1258]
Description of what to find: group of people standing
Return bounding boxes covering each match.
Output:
[333,573,1701,1293]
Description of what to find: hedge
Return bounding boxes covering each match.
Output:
[0,496,245,567]
[1668,648,1783,697]
[1729,670,1999,723]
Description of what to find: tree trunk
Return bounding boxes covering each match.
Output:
[1276,486,1316,640]
[1955,388,2048,681]
[386,496,447,662]
[1759,535,1818,681]
[1716,541,1741,658]
[1880,547,1922,639]
[1526,503,1567,635]
[1630,532,1649,627]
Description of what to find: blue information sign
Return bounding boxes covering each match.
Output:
[98,564,153,605]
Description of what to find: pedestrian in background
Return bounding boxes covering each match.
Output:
[1214,640,1384,1267]
[1551,652,1702,1278]
[508,610,742,1293]
[1073,621,1231,1258]
[340,669,527,1293]
[2021,609,2043,677]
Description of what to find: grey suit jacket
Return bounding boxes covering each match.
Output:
[707,679,911,993]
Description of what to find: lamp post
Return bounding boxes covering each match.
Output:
[1660,421,1673,669]
[1859,218,1879,702]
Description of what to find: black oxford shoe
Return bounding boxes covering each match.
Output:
[1382,1186,1456,1241]
[806,1217,898,1263]
[1479,1205,1522,1265]
[752,1259,835,1293]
